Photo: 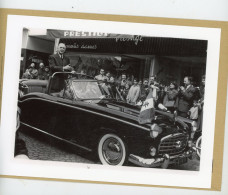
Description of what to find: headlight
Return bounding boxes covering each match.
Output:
[150,124,162,138]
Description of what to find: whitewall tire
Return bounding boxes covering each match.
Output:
[196,136,202,159]
[98,134,127,166]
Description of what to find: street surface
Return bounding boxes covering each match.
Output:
[18,131,200,171]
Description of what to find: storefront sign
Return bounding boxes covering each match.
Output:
[66,43,97,49]
[115,35,143,45]
[47,29,112,38]
[63,31,110,37]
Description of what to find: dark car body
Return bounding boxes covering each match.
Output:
[17,73,194,168]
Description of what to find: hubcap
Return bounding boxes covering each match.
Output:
[102,138,123,165]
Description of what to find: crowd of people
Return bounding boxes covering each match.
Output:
[21,43,205,130]
[22,62,51,80]
[94,68,204,121]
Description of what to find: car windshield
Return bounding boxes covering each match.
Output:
[72,81,111,100]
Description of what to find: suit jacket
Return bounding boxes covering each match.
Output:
[177,85,196,113]
[163,89,178,108]
[49,53,70,73]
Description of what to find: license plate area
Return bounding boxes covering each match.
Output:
[174,157,187,166]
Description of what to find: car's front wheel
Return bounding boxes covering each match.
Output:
[196,136,202,159]
[98,134,127,166]
[16,108,21,131]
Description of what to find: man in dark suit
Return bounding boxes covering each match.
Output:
[49,43,73,73]
[177,76,196,117]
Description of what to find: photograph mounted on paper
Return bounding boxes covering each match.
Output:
[15,28,207,171]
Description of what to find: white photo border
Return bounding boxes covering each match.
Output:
[0,15,221,188]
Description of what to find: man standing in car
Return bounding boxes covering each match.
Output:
[49,43,73,73]
[177,76,196,117]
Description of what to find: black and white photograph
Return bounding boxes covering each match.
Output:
[0,15,221,188]
[16,28,206,170]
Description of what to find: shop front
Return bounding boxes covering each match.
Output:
[22,29,208,86]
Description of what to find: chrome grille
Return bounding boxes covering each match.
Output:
[158,133,188,156]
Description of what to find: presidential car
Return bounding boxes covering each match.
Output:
[17,72,195,168]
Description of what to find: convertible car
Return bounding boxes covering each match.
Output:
[17,72,195,168]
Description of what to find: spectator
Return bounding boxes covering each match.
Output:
[30,63,38,78]
[122,84,130,100]
[100,79,111,96]
[157,83,166,105]
[43,66,51,80]
[22,63,38,79]
[139,79,149,102]
[126,79,140,105]
[177,76,196,117]
[163,81,178,113]
[149,80,160,102]
[138,80,142,86]
[94,68,108,82]
[188,99,199,120]
[109,76,117,98]
[49,43,72,73]
[106,71,111,82]
[149,75,156,86]
[22,65,35,79]
[38,62,46,80]
[117,73,131,100]
[27,63,38,79]
[197,75,205,130]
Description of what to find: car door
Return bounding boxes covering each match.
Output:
[19,95,59,134]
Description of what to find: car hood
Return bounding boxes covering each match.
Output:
[93,100,187,131]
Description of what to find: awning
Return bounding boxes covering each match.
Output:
[59,37,207,57]
[40,29,208,57]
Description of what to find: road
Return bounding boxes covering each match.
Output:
[17,131,200,171]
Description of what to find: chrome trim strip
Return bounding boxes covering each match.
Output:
[19,97,149,131]
[21,122,92,152]
[160,133,184,142]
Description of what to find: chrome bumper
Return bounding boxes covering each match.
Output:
[128,149,194,168]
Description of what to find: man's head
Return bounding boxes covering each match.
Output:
[193,99,198,107]
[30,63,35,68]
[28,66,33,72]
[138,80,142,86]
[39,62,44,69]
[170,81,177,89]
[133,79,138,86]
[110,76,115,83]
[184,76,192,87]
[100,68,105,75]
[149,75,156,82]
[121,73,127,81]
[106,71,111,78]
[143,79,149,86]
[57,43,66,54]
